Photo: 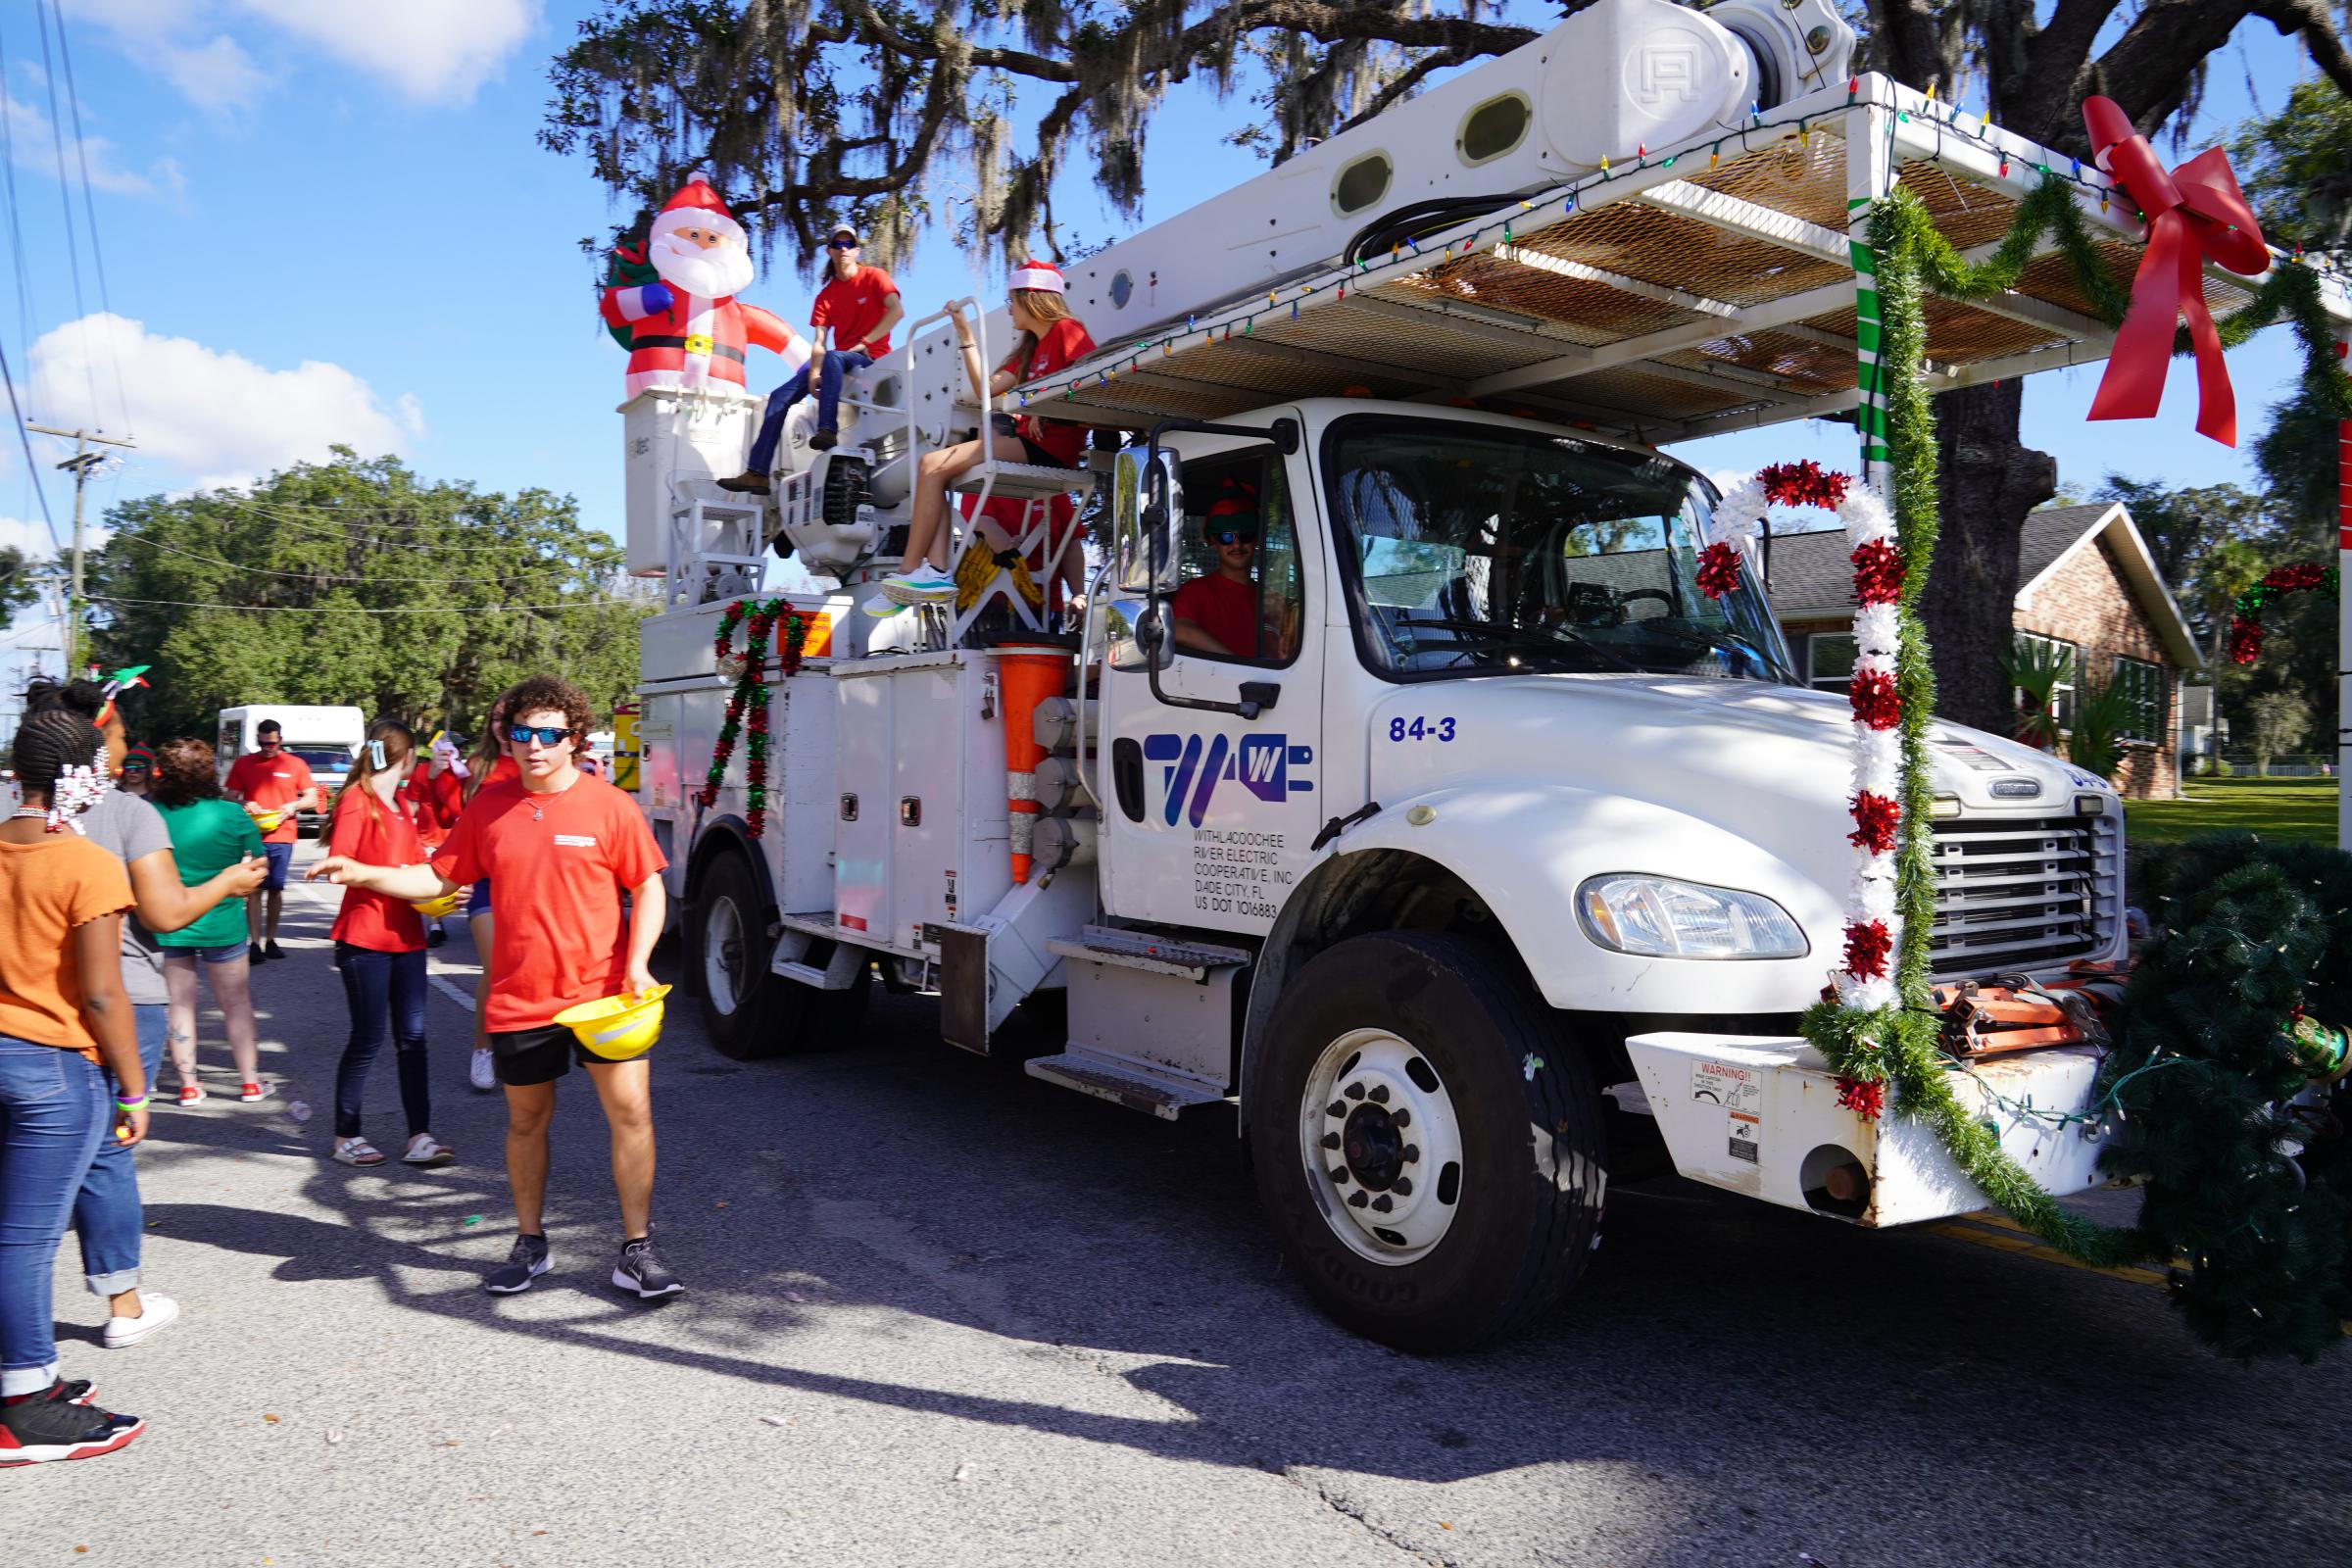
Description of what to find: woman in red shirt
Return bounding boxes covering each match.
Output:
[326,723,452,1169]
[882,260,1095,604]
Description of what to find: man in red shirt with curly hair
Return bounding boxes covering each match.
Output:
[310,675,679,1300]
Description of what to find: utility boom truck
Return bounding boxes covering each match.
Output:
[625,0,2352,1348]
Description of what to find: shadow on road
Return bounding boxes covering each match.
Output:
[131,870,2352,1562]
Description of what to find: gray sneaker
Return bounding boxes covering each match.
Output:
[612,1237,684,1300]
[483,1233,550,1295]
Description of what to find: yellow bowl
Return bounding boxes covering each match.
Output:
[253,810,283,833]
[551,984,672,1061]
[411,892,462,919]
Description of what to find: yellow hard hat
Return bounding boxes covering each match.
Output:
[552,984,672,1061]
[253,810,283,833]
[411,891,462,919]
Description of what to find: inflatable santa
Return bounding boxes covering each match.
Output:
[601,179,808,398]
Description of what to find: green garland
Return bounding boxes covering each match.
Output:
[2104,838,2352,1361]
[1804,178,2352,1294]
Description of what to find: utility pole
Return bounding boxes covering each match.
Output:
[25,422,135,675]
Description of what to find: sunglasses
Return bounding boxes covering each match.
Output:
[506,723,578,747]
[1212,528,1258,547]
[257,735,281,747]
[829,237,859,250]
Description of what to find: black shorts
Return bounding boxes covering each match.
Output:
[990,412,1073,470]
[490,1024,601,1087]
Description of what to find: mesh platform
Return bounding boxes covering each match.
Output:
[1017,77,2318,444]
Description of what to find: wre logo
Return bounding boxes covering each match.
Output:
[1142,732,1315,827]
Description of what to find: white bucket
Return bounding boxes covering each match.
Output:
[619,387,764,577]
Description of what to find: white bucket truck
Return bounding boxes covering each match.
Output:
[625,0,2352,1348]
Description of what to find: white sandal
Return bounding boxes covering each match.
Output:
[401,1133,456,1167]
[332,1137,385,1166]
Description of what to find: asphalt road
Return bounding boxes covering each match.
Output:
[21,840,2352,1565]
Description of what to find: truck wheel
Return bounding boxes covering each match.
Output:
[691,851,787,1059]
[1248,931,1605,1352]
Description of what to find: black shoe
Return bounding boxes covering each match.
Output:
[808,428,838,451]
[0,1383,143,1466]
[247,945,268,963]
[426,927,448,949]
[483,1233,551,1295]
[265,940,287,960]
[612,1237,684,1299]
[715,470,772,494]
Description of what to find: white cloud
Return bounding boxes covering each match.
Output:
[1,91,182,201]
[233,0,541,104]
[0,515,59,561]
[27,313,418,492]
[159,34,270,116]
[74,0,539,112]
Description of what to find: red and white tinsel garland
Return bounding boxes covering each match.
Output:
[1701,462,1906,1114]
[1833,479,1902,1020]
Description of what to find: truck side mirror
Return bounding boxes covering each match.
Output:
[1113,446,1183,596]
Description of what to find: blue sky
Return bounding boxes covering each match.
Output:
[0,0,2331,685]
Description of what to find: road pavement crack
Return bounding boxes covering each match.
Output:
[1283,1471,1453,1566]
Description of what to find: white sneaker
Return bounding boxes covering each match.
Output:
[102,1293,180,1349]
[881,564,956,606]
[468,1048,497,1093]
[861,591,906,618]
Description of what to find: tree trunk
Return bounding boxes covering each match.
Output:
[1919,380,2056,734]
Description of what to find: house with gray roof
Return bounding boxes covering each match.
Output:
[1766,501,2203,799]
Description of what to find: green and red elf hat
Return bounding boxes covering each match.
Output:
[94,665,151,728]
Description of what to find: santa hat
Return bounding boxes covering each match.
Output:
[1007,259,1065,294]
[651,177,746,247]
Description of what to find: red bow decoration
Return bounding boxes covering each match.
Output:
[2082,96,2269,447]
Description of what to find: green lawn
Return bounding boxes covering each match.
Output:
[2126,774,2343,846]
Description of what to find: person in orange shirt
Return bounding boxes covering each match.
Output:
[221,719,318,961]
[310,676,675,1300]
[0,709,147,1466]
[325,724,455,1171]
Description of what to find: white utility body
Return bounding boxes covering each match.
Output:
[625,0,2352,1348]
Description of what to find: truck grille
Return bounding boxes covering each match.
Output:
[1928,811,2120,978]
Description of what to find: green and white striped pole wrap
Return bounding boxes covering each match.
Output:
[1849,197,1892,494]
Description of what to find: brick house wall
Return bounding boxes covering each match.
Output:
[2014,535,2180,800]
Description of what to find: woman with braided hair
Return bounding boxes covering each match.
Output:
[24,677,266,1356]
[0,710,148,1465]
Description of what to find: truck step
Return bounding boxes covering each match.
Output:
[950,460,1091,501]
[1045,924,1252,982]
[1025,1050,1228,1121]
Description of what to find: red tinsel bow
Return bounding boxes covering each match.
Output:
[2082,96,2268,447]
[1836,1076,1886,1121]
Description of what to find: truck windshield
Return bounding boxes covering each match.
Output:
[1326,416,1796,684]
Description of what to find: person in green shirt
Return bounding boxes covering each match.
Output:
[148,740,266,1104]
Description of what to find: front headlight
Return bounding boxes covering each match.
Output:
[1575,874,1809,960]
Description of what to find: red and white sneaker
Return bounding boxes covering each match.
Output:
[239,1081,274,1103]
[0,1383,143,1466]
[177,1084,206,1106]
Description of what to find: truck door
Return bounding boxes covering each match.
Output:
[1099,422,1325,935]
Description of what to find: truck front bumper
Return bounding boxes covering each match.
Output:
[1623,1032,2111,1226]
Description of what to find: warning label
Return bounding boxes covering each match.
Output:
[1692,1061,1763,1165]
[1189,828,1291,922]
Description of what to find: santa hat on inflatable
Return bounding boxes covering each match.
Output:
[1007,258,1066,294]
[651,177,747,248]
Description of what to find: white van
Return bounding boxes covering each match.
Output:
[215,705,367,836]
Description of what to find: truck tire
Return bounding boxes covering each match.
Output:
[1247,931,1605,1352]
[689,850,795,1059]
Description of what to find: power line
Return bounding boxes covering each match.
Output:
[184,502,621,554]
[93,595,651,615]
[0,12,38,384]
[113,529,610,585]
[0,338,62,553]
[30,0,101,432]
[47,2,130,434]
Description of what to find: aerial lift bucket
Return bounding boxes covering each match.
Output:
[993,645,1071,883]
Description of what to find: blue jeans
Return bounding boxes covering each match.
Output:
[71,1004,166,1297]
[0,1035,108,1394]
[334,945,430,1141]
[747,349,874,471]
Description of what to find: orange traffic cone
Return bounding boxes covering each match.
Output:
[994,645,1071,884]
